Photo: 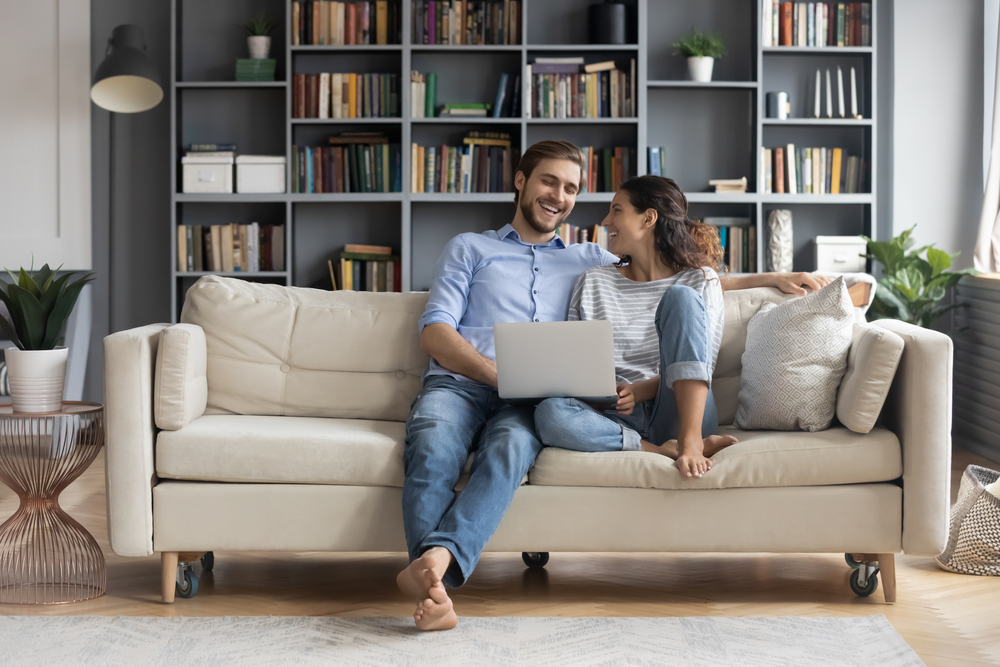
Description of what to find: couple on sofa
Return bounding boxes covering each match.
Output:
[396,140,830,630]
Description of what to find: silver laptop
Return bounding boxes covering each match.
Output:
[494,320,618,406]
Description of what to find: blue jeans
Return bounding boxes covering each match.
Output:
[402,375,542,588]
[534,285,718,452]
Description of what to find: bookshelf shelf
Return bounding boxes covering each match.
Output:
[410,193,513,202]
[175,81,288,88]
[762,118,873,126]
[761,194,873,204]
[289,193,404,202]
[647,81,757,89]
[178,272,290,278]
[575,193,615,203]
[412,117,519,124]
[291,45,403,52]
[763,46,873,54]
[685,193,759,204]
[410,45,522,52]
[527,118,639,124]
[292,118,402,124]
[527,45,639,51]
[174,194,288,203]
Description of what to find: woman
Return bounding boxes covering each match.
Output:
[533,175,737,479]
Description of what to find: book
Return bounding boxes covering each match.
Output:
[584,61,616,74]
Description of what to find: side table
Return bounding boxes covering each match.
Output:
[0,402,105,604]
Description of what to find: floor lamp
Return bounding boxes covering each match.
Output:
[90,25,163,333]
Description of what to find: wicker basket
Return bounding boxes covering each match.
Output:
[936,465,1000,576]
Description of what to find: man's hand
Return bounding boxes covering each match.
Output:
[615,383,636,415]
[771,272,832,296]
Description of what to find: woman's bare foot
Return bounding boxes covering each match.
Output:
[413,581,458,631]
[674,436,711,478]
[396,546,452,601]
[703,434,739,457]
[640,434,739,465]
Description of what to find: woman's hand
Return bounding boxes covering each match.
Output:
[772,272,832,296]
[616,384,636,415]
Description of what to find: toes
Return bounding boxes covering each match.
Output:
[428,582,449,604]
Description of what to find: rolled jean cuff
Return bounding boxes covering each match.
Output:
[663,361,712,390]
[621,426,642,451]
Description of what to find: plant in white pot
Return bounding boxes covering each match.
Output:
[243,14,278,59]
[672,28,726,83]
[0,265,93,413]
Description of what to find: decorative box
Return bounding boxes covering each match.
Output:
[815,236,868,273]
[236,155,286,194]
[181,156,233,193]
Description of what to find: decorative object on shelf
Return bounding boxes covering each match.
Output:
[814,69,821,118]
[766,91,788,119]
[766,209,793,273]
[587,0,628,45]
[236,58,276,82]
[935,465,1000,576]
[672,27,725,83]
[850,66,860,118]
[236,156,287,194]
[826,69,833,118]
[862,226,978,328]
[709,177,746,193]
[837,65,845,118]
[182,154,235,194]
[814,235,868,273]
[0,402,106,603]
[0,265,94,413]
[243,13,278,59]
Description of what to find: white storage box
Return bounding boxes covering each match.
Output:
[815,236,868,273]
[236,155,286,194]
[182,156,234,193]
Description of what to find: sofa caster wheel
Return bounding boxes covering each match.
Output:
[176,565,199,599]
[845,553,862,570]
[522,552,549,569]
[849,566,879,597]
[201,551,214,572]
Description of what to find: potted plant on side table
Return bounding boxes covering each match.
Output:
[0,265,93,413]
[672,28,726,83]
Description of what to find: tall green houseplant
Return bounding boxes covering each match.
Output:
[862,226,977,328]
[0,264,94,350]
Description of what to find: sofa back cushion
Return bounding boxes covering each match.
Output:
[181,276,430,422]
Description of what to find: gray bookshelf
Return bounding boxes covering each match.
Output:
[170,0,878,320]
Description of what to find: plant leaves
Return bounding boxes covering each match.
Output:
[8,284,45,349]
[18,268,41,298]
[0,313,22,349]
[38,273,72,319]
[41,277,91,349]
[34,264,54,292]
[925,247,951,277]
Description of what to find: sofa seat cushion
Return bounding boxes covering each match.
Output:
[527,425,901,490]
[156,415,407,487]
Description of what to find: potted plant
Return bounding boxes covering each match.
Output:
[862,226,978,329]
[672,28,726,83]
[0,264,93,413]
[243,14,278,60]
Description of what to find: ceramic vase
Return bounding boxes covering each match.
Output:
[5,347,67,413]
[248,36,271,59]
[687,56,714,82]
[767,209,794,273]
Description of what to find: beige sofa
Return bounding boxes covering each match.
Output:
[104,276,953,604]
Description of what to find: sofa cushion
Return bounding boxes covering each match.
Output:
[527,425,901,490]
[180,276,430,422]
[154,324,208,431]
[836,323,905,434]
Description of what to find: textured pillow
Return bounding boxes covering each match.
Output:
[155,324,208,431]
[835,323,904,434]
[734,276,854,432]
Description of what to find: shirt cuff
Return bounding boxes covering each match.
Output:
[418,311,459,333]
[663,361,712,390]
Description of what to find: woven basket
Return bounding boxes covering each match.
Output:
[936,465,1000,576]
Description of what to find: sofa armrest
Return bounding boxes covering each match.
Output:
[154,324,207,431]
[873,319,953,557]
[104,324,169,557]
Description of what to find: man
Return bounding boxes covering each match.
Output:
[396,140,826,631]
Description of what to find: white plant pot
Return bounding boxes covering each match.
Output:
[248,36,271,59]
[687,56,715,82]
[5,347,67,413]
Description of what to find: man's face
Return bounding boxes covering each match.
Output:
[515,158,581,234]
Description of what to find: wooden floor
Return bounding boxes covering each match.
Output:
[1,448,999,665]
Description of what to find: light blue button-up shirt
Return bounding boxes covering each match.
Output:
[419,223,618,384]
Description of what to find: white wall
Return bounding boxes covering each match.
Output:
[893,0,984,269]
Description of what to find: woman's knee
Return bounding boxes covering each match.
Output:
[656,284,704,316]
[534,398,583,445]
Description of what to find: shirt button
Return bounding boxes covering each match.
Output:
[533,290,537,294]
[534,267,539,272]
[534,319,539,322]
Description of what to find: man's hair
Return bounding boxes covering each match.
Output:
[513,140,588,204]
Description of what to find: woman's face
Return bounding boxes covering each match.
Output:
[602,190,655,257]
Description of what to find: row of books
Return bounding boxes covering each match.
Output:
[293,73,400,119]
[177,224,286,274]
[762,145,865,194]
[412,0,521,46]
[333,247,403,292]
[292,137,403,193]
[707,219,757,274]
[409,71,437,117]
[556,224,610,251]
[525,58,636,119]
[292,1,402,46]
[410,133,516,193]
[646,146,667,177]
[409,71,521,118]
[580,146,635,193]
[762,2,871,48]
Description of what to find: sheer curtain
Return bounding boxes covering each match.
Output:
[975,8,1000,272]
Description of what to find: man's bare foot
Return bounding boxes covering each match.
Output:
[413,581,458,631]
[396,547,452,601]
[640,434,739,463]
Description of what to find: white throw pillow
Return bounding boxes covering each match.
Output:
[835,323,904,434]
[734,276,855,432]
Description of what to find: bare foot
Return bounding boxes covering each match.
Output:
[640,434,739,463]
[396,547,452,601]
[674,437,711,478]
[703,434,739,457]
[413,581,458,631]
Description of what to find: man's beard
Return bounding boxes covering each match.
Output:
[519,196,569,234]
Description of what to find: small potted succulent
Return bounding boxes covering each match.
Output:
[672,28,726,83]
[0,264,93,413]
[243,14,279,59]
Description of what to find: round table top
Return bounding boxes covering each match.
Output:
[0,401,103,418]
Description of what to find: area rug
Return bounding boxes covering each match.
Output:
[0,615,923,666]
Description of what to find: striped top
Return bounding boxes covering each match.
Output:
[568,265,725,385]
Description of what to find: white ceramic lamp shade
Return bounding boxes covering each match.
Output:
[90,25,163,113]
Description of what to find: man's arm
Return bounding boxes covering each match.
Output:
[720,272,832,296]
[420,323,498,387]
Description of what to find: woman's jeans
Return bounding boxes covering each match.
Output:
[534,285,718,452]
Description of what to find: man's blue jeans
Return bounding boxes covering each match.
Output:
[534,285,718,452]
[402,375,542,588]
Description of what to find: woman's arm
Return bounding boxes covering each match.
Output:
[720,272,831,296]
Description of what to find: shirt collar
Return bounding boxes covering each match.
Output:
[498,223,567,249]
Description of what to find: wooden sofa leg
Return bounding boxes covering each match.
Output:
[878,553,896,603]
[161,552,178,603]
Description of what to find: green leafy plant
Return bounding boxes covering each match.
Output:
[0,264,94,351]
[862,226,978,328]
[672,28,726,59]
[242,14,279,36]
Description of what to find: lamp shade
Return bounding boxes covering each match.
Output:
[91,25,163,113]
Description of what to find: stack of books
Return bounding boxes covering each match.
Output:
[762,2,871,48]
[579,146,635,193]
[186,143,236,157]
[293,72,399,119]
[409,71,436,118]
[705,218,755,273]
[647,146,667,177]
[490,73,521,118]
[293,133,402,193]
[525,57,636,119]
[410,132,516,193]
[556,224,609,250]
[292,1,402,45]
[763,145,864,194]
[177,223,285,273]
[236,59,276,82]
[438,103,490,118]
[334,244,401,292]
[710,177,748,193]
[412,0,521,45]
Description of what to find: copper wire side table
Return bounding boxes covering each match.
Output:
[0,402,106,604]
